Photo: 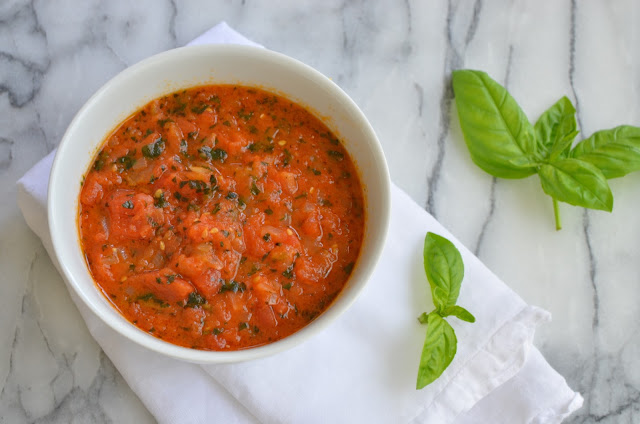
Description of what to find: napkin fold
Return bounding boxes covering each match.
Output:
[16,22,583,424]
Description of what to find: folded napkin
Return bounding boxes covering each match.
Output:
[17,22,582,424]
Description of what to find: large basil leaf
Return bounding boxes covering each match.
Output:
[534,96,578,160]
[423,232,464,310]
[570,125,640,178]
[538,158,613,211]
[416,312,457,389]
[452,70,539,179]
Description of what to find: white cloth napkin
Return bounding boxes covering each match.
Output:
[17,22,583,424]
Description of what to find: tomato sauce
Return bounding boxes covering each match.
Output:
[78,85,365,350]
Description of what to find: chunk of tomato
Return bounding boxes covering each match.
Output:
[107,190,164,240]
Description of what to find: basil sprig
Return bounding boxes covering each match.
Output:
[452,69,640,230]
[416,232,475,390]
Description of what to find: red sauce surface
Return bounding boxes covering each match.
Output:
[78,85,365,350]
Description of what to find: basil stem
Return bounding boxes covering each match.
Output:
[553,198,561,231]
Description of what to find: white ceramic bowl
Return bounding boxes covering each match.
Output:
[49,44,390,363]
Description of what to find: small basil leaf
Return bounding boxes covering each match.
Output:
[142,137,165,159]
[538,158,613,212]
[423,232,464,310]
[452,70,539,179]
[417,312,429,324]
[534,96,577,158]
[570,125,640,179]
[549,130,579,162]
[441,305,476,323]
[416,312,457,389]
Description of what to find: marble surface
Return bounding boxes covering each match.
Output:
[2,0,640,422]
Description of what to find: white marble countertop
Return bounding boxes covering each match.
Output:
[2,1,640,422]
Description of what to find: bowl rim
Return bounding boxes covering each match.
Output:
[48,44,391,363]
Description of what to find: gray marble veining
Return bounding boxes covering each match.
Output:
[2,1,640,422]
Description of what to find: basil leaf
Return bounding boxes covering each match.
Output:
[534,96,578,160]
[549,130,580,162]
[416,312,457,389]
[416,232,474,390]
[186,292,206,308]
[142,137,165,159]
[452,70,539,179]
[423,232,464,310]
[538,158,613,211]
[441,305,476,323]
[570,125,640,178]
[199,146,228,162]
